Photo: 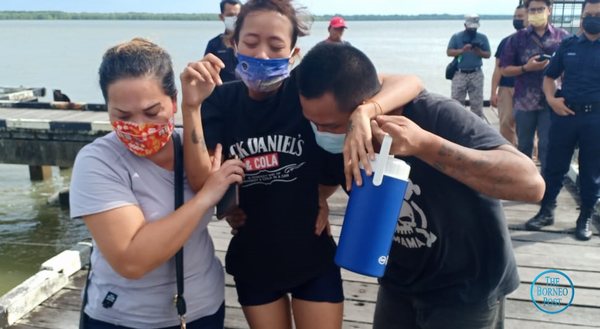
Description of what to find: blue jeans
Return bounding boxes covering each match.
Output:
[84,302,225,329]
[514,107,551,175]
[543,109,600,208]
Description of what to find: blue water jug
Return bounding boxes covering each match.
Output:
[335,134,411,277]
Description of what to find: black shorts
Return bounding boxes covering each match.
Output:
[234,267,345,306]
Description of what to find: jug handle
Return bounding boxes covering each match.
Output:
[373,134,392,186]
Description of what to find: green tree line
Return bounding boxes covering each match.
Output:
[0,11,512,21]
[0,11,220,20]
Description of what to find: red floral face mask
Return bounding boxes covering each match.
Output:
[111,118,175,157]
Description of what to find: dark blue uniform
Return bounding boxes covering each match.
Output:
[495,36,515,88]
[544,34,600,209]
[204,34,239,83]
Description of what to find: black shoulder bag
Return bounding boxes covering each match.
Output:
[445,57,459,80]
[79,133,187,329]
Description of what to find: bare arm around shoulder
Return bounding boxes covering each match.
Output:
[181,54,226,192]
[343,74,425,190]
[84,155,245,280]
[374,74,425,117]
[371,116,545,202]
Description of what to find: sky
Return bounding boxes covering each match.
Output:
[2,0,520,16]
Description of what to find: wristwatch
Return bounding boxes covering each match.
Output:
[521,65,527,73]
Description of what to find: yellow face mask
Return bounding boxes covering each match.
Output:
[528,13,548,27]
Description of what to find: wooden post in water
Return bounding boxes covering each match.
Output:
[28,166,52,181]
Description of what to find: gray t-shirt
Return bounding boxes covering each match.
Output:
[70,128,224,328]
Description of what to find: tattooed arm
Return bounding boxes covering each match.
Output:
[182,109,212,192]
[180,56,224,192]
[371,115,545,202]
[424,142,543,202]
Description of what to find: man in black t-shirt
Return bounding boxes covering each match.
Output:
[490,5,528,147]
[203,0,241,83]
[297,43,545,328]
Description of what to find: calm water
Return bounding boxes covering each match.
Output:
[0,19,515,295]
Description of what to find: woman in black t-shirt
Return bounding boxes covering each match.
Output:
[181,1,424,328]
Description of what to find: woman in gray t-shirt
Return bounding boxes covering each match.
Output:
[70,38,245,328]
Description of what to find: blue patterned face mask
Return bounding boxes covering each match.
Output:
[310,121,346,154]
[235,52,293,92]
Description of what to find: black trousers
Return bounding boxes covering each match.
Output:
[543,108,600,209]
[373,285,505,329]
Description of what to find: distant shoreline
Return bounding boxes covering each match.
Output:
[0,11,512,21]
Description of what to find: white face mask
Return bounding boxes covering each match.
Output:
[224,16,237,32]
[310,122,346,154]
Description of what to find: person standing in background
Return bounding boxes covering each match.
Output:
[204,0,242,83]
[490,5,529,146]
[447,14,491,120]
[499,0,568,176]
[526,0,600,240]
[322,16,351,45]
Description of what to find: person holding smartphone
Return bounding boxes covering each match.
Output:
[446,14,491,120]
[529,0,600,240]
[499,0,569,177]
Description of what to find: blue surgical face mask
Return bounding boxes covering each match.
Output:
[235,51,293,92]
[310,121,346,154]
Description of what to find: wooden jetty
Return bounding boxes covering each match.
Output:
[0,100,182,182]
[1,186,599,329]
[0,87,46,103]
[1,108,598,329]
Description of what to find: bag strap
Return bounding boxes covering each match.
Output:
[79,243,92,329]
[530,33,545,53]
[172,131,187,329]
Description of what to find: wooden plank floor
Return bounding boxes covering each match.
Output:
[10,183,600,329]
[8,107,600,328]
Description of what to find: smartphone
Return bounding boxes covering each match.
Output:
[216,183,239,219]
[471,42,482,49]
[216,154,240,219]
[536,54,552,62]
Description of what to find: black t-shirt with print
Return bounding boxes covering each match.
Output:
[322,91,520,306]
[201,69,338,290]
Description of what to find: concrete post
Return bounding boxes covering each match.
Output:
[29,166,52,181]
